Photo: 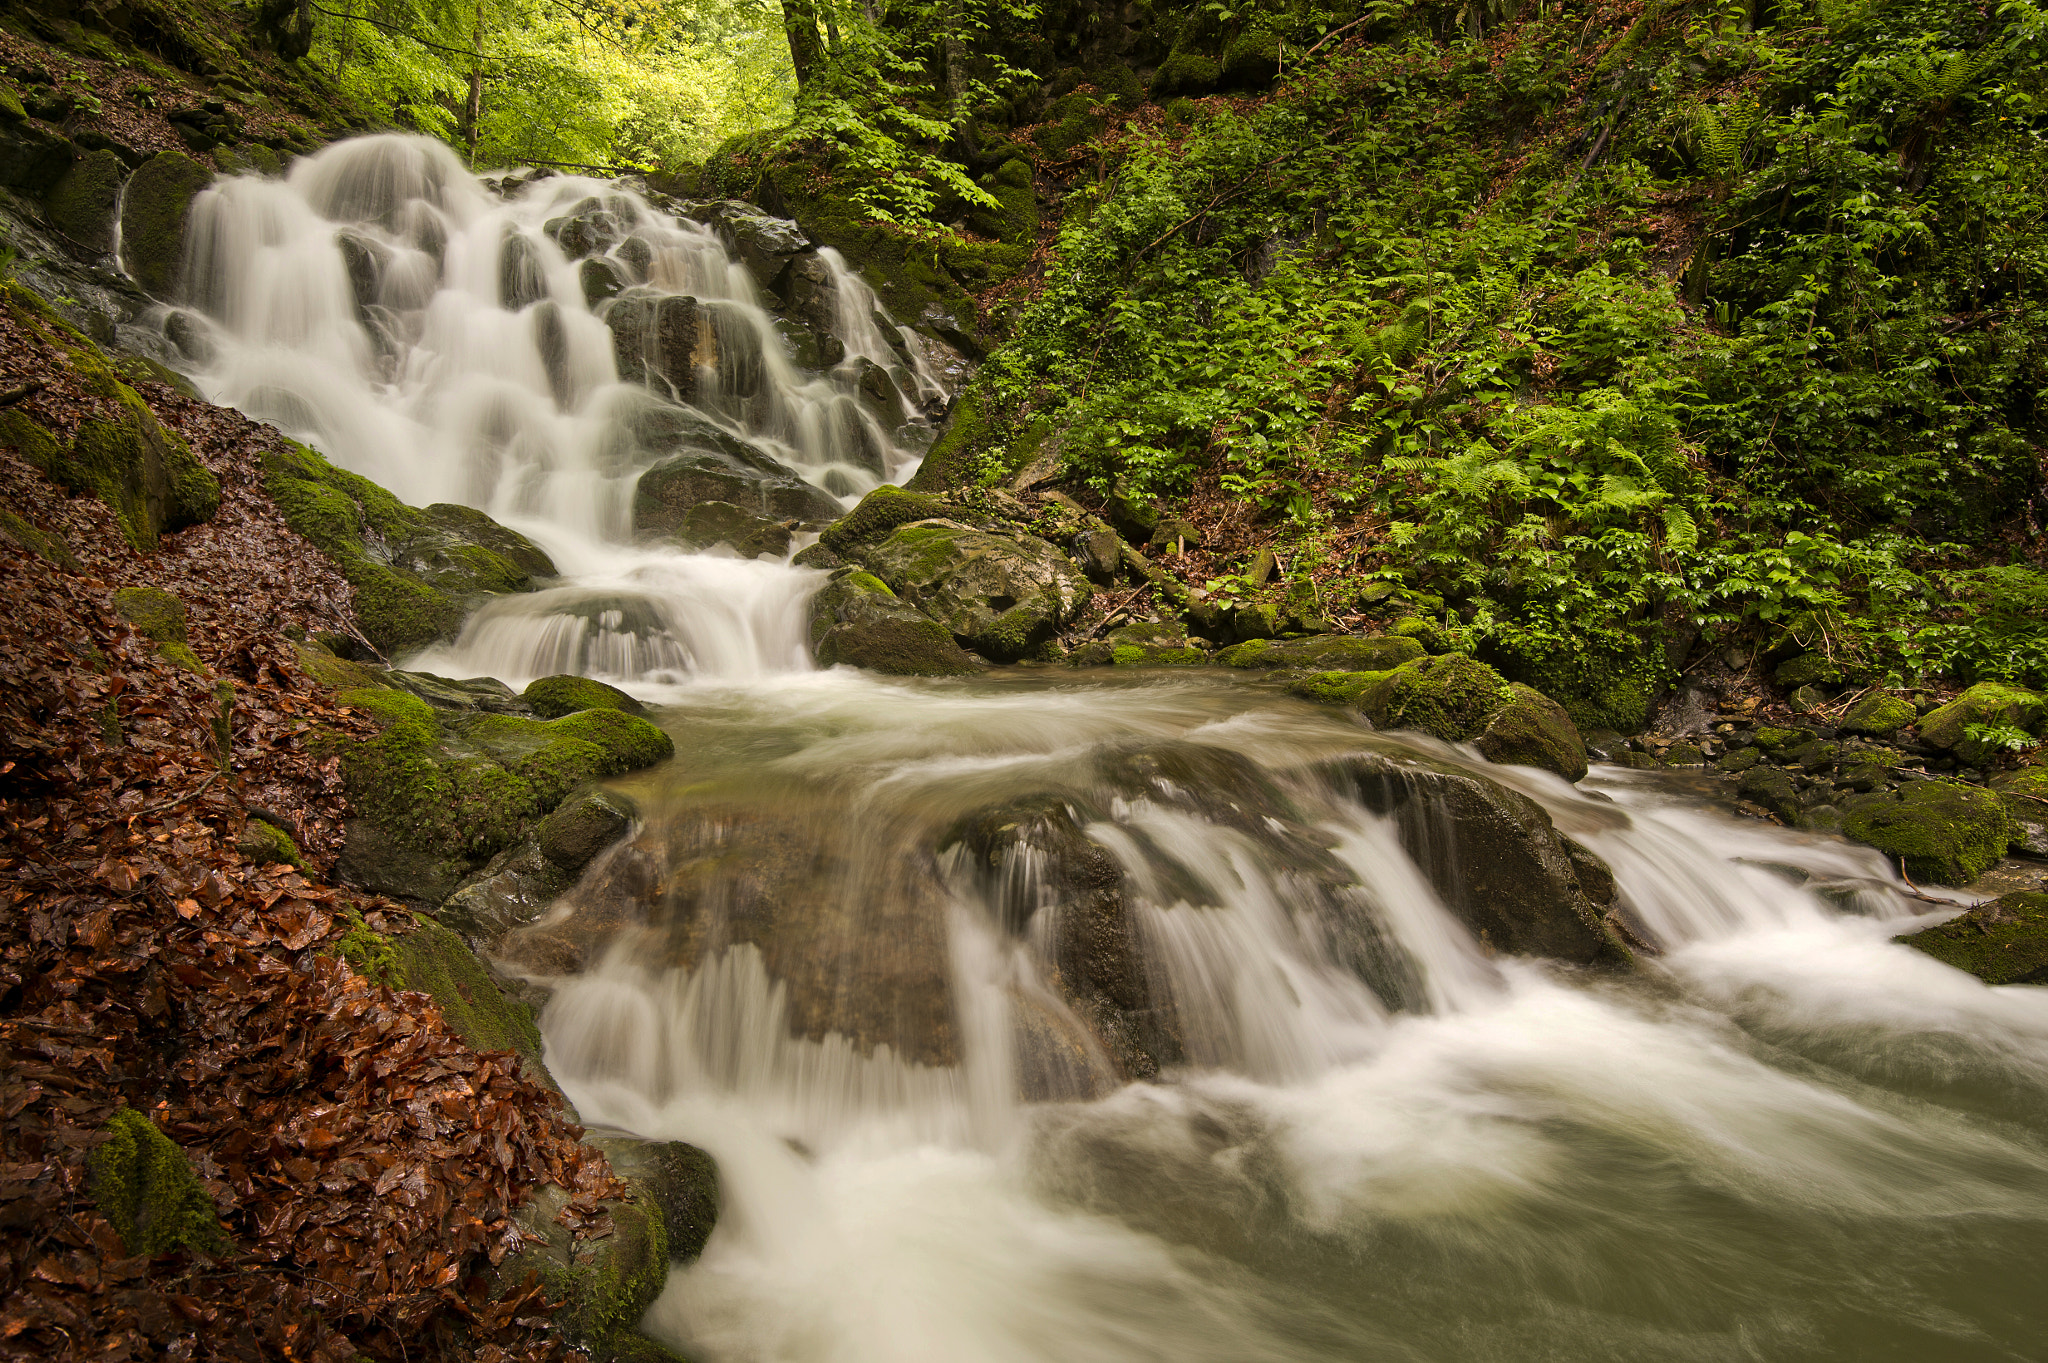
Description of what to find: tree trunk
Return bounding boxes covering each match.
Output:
[782,0,825,90]
[464,0,484,164]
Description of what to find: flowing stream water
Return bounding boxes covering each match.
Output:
[159,136,2048,1363]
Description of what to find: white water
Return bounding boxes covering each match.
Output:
[161,133,941,682]
[154,140,2048,1361]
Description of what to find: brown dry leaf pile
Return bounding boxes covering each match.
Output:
[2,299,622,1361]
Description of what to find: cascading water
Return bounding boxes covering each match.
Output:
[153,137,2048,1362]
[159,133,946,683]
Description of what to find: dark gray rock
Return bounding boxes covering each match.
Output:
[808,568,979,676]
[861,522,1092,662]
[539,788,640,870]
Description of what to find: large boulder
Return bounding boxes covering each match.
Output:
[1352,654,1589,782]
[1840,779,2013,885]
[45,148,126,256]
[1839,690,1917,738]
[19,382,221,552]
[673,499,792,558]
[861,521,1092,662]
[262,440,554,653]
[1317,752,1628,963]
[1897,892,2048,985]
[120,151,214,297]
[1917,682,2047,765]
[607,294,763,402]
[817,484,956,557]
[808,568,979,676]
[630,408,841,532]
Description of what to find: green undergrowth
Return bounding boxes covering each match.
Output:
[949,0,2048,703]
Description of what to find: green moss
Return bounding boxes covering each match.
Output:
[458,708,673,806]
[0,82,23,122]
[212,679,235,768]
[1151,51,1221,98]
[544,1197,669,1349]
[1475,683,1589,782]
[967,158,1038,245]
[1897,892,2048,985]
[0,410,65,472]
[905,391,996,494]
[332,909,405,986]
[1717,747,1762,772]
[1486,637,1664,735]
[1219,28,1282,88]
[112,585,189,642]
[1287,668,1393,705]
[1917,682,2047,751]
[88,1109,231,1258]
[295,639,386,692]
[1841,779,2013,885]
[1751,726,1810,753]
[120,150,215,297]
[329,686,537,860]
[819,484,954,555]
[45,147,126,254]
[236,817,305,869]
[392,918,544,1059]
[523,674,648,719]
[1773,651,1841,689]
[1840,691,1917,738]
[1110,643,1206,666]
[0,499,79,569]
[1359,653,1514,743]
[1216,634,1424,672]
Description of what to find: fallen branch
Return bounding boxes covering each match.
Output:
[1,380,46,408]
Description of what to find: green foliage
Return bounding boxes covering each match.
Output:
[1961,722,2038,754]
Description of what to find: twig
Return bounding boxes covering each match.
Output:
[134,771,220,818]
[1299,12,1378,64]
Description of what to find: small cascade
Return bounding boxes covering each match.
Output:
[157,134,949,683]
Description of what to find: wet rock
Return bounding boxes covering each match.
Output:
[1318,752,1627,964]
[1353,654,1589,781]
[607,294,702,396]
[1662,742,1707,766]
[580,255,627,306]
[1737,766,1801,822]
[120,151,214,297]
[818,485,958,557]
[539,788,640,871]
[500,1175,667,1358]
[1068,620,1207,668]
[1474,684,1589,783]
[1897,891,2048,984]
[1073,528,1124,584]
[1773,652,1841,689]
[674,499,792,558]
[546,203,625,259]
[634,442,841,532]
[1214,633,1424,673]
[1583,728,1629,761]
[862,522,1092,663]
[808,568,978,676]
[440,837,570,942]
[1840,691,1916,738]
[523,674,647,719]
[587,1137,720,1265]
[1841,779,2013,885]
[498,230,550,310]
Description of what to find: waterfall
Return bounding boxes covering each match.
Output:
[159,133,946,684]
[148,137,2048,1362]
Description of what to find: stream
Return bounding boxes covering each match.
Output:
[158,135,2048,1363]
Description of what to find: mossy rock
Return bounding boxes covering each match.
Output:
[460,708,675,807]
[674,499,792,558]
[1737,766,1802,822]
[1358,653,1512,743]
[0,498,79,569]
[263,440,551,653]
[1716,746,1762,772]
[1991,765,2048,857]
[1151,50,1221,98]
[112,585,188,643]
[819,485,956,556]
[966,158,1038,245]
[1219,28,1282,88]
[863,522,1092,662]
[1474,684,1589,783]
[1772,651,1840,689]
[235,817,304,867]
[538,787,639,870]
[502,1182,669,1354]
[1216,633,1423,672]
[1751,725,1810,754]
[391,917,544,1060]
[1286,668,1392,706]
[43,388,220,551]
[88,1109,232,1258]
[120,150,215,297]
[44,146,125,255]
[1897,892,2048,985]
[1917,682,2047,761]
[1840,691,1916,739]
[904,391,998,495]
[0,410,66,472]
[809,568,978,676]
[1841,779,2013,885]
[330,687,539,865]
[524,674,648,719]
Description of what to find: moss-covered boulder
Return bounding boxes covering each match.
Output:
[500,1180,668,1358]
[1219,28,1282,88]
[1897,892,2048,985]
[674,498,793,558]
[89,1109,232,1258]
[1737,766,1802,823]
[1772,651,1840,689]
[808,567,979,675]
[120,151,214,297]
[0,497,80,569]
[1069,619,1208,668]
[1841,779,2013,885]
[45,147,125,255]
[459,707,675,808]
[1474,684,1589,782]
[966,157,1039,245]
[1215,633,1424,672]
[111,585,204,671]
[819,484,956,556]
[1319,752,1628,963]
[633,447,841,534]
[1286,669,1391,706]
[1917,682,2047,763]
[1840,691,1916,738]
[263,440,554,653]
[1151,50,1221,97]
[524,674,647,719]
[235,816,305,868]
[1484,635,1665,735]
[861,522,1092,662]
[1991,765,2048,857]
[391,917,545,1058]
[589,1137,721,1267]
